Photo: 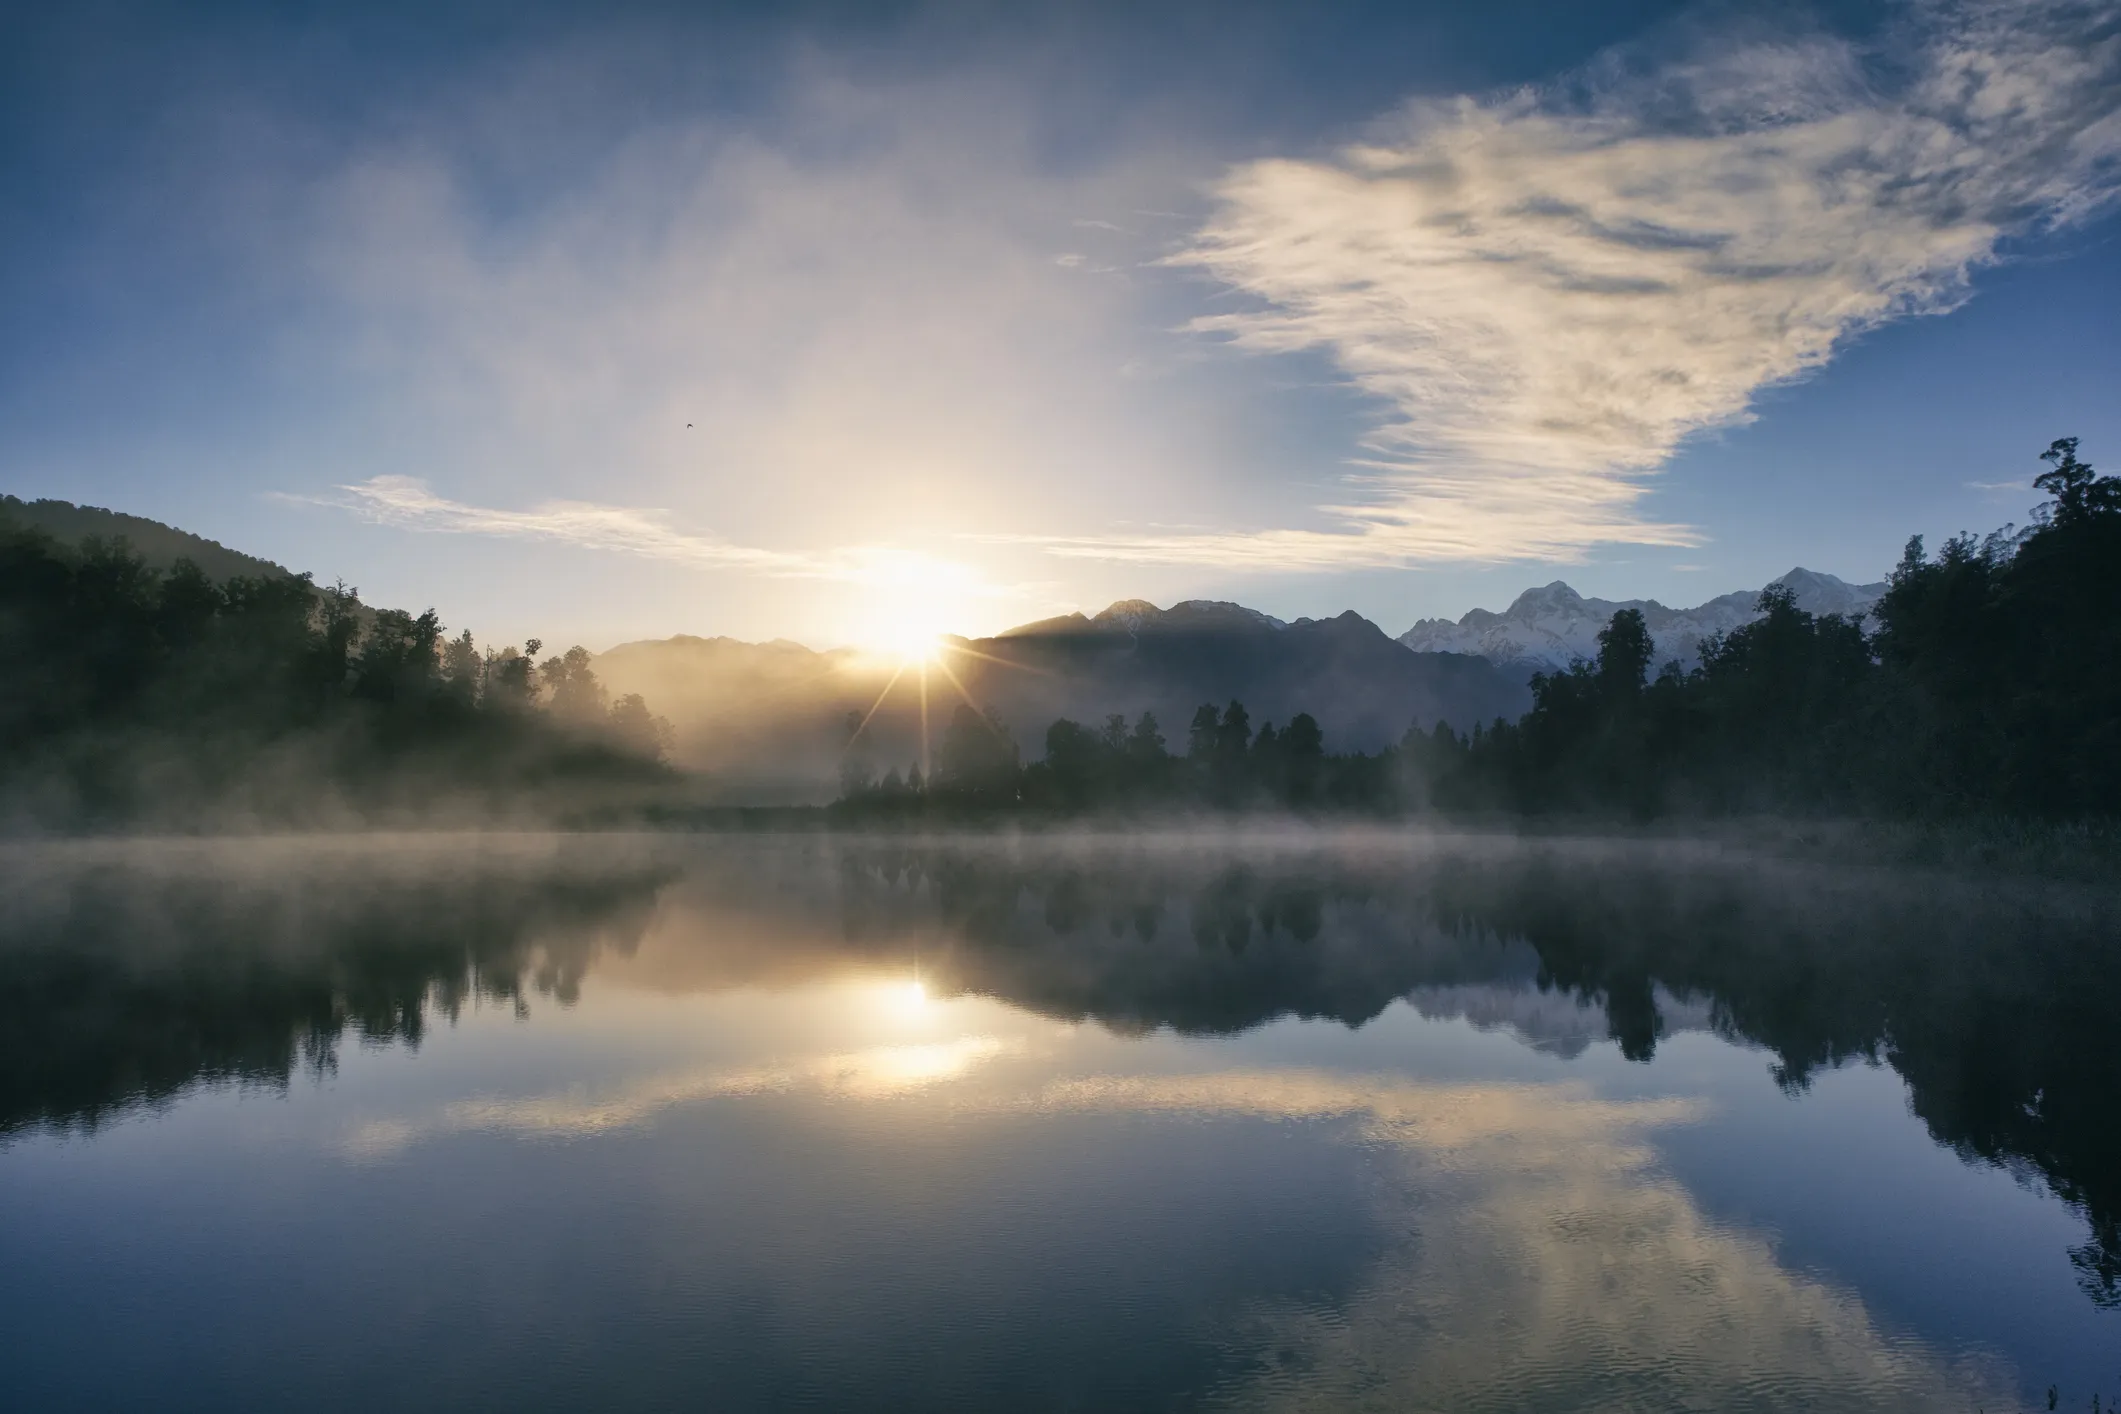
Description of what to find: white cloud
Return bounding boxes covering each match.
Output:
[314,473,1021,599]
[237,50,1268,643]
[321,474,817,574]
[269,60,1220,606]
[261,3,2121,604]
[1035,0,2121,568]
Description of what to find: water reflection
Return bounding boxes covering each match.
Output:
[0,835,673,1138]
[834,835,2121,1312]
[1047,1070,2008,1411]
[1,831,2117,1410]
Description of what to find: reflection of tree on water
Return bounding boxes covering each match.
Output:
[829,842,2121,1308]
[4,836,2117,1309]
[0,851,672,1139]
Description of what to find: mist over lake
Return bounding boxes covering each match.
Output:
[9,0,2121,1406]
[3,830,2115,1412]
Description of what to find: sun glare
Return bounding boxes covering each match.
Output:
[876,623,946,665]
[836,549,998,664]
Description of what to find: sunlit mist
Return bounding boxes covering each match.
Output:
[869,626,947,667]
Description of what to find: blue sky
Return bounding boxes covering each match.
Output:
[3,0,2117,653]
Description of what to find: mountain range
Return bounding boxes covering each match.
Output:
[600,571,1893,798]
[595,598,1532,801]
[1396,568,1887,673]
[3,494,1893,801]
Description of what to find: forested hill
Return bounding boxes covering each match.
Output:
[0,502,676,829]
[1,495,291,582]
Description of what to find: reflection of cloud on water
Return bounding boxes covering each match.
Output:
[1042,1070,2013,1412]
[1039,1071,1700,1165]
[341,1035,1019,1159]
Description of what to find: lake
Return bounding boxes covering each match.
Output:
[1,830,2116,1411]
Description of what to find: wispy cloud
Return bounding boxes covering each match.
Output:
[309,474,1019,598]
[1030,0,2121,568]
[248,56,1205,642]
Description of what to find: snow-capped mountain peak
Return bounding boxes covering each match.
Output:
[1090,598,1163,633]
[1397,569,1885,674]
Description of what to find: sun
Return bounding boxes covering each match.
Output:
[874,621,947,665]
[837,550,986,663]
[849,601,957,664]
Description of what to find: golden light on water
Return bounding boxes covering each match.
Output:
[882,976,930,1014]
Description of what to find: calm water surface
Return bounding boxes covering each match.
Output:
[1,830,2117,1411]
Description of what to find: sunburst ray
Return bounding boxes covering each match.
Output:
[938,641,1058,678]
[841,661,908,753]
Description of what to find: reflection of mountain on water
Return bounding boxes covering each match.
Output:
[853,855,1714,1053]
[818,840,2121,1306]
[2,834,2117,1307]
[1406,980,1716,1059]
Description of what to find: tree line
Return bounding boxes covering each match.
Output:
[838,439,2120,821]
[837,697,1401,814]
[0,510,674,825]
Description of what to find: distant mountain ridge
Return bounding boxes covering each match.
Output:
[958,597,1526,751]
[597,598,1531,802]
[1396,568,1887,673]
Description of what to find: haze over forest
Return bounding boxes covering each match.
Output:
[7,7,2121,1410]
[5,432,2116,823]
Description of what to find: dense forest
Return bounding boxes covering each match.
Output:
[839,438,2120,822]
[0,508,674,827]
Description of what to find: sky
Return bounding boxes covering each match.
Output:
[3,0,2119,654]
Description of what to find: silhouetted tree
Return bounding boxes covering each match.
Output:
[541,645,607,725]
[608,693,674,762]
[936,704,1017,804]
[1281,712,1324,805]
[1186,703,1220,761]
[1128,711,1166,764]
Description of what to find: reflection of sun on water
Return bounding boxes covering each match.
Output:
[877,976,931,1017]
